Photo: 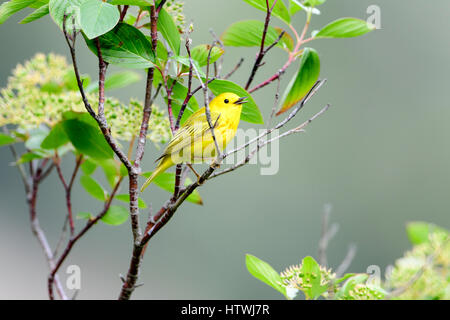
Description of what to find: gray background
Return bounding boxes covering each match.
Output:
[0,0,449,299]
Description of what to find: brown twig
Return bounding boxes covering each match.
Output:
[248,10,312,94]
[48,177,124,299]
[223,58,244,80]
[63,16,132,171]
[209,28,225,77]
[142,82,330,249]
[219,79,326,163]
[335,244,357,277]
[118,2,166,300]
[318,204,339,267]
[119,5,129,22]
[191,41,222,159]
[245,0,278,90]
[28,159,68,300]
[53,153,82,236]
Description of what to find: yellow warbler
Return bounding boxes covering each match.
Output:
[141,92,247,191]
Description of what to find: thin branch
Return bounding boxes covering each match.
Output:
[222,79,326,162]
[63,16,133,172]
[248,11,312,94]
[63,15,96,119]
[4,127,31,194]
[53,153,82,236]
[267,76,281,128]
[190,41,222,160]
[335,244,357,277]
[48,177,123,300]
[223,58,244,80]
[142,84,330,246]
[245,0,278,90]
[318,204,339,267]
[175,36,194,130]
[30,162,68,300]
[119,5,129,22]
[118,3,164,300]
[209,28,225,77]
[209,104,331,179]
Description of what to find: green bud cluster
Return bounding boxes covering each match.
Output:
[0,53,171,144]
[165,0,186,32]
[280,263,336,291]
[386,229,449,300]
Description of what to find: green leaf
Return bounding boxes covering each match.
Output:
[115,194,147,209]
[80,174,106,201]
[314,18,376,39]
[0,133,16,146]
[0,0,37,25]
[156,7,180,55]
[222,20,293,52]
[62,118,114,159]
[299,256,328,299]
[101,205,129,225]
[62,110,97,126]
[86,71,141,93]
[207,79,264,124]
[156,40,168,62]
[335,273,356,285]
[63,69,90,91]
[41,122,69,149]
[97,158,119,187]
[335,274,368,299]
[17,152,44,164]
[278,47,320,115]
[289,0,322,16]
[49,0,85,32]
[190,45,224,67]
[406,222,448,245]
[245,254,288,299]
[29,0,49,9]
[173,55,206,78]
[304,0,327,5]
[242,0,290,24]
[163,80,199,125]
[80,158,97,175]
[79,0,119,39]
[119,162,128,177]
[76,211,93,220]
[84,22,155,68]
[142,171,203,205]
[20,3,49,24]
[109,0,151,5]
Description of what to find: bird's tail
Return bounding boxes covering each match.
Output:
[140,157,173,192]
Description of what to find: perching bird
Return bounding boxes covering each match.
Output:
[141,92,247,191]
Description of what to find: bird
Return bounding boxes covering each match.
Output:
[141,92,247,191]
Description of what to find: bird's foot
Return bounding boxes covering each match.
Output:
[187,163,203,185]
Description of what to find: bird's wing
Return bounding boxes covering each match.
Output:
[156,108,221,161]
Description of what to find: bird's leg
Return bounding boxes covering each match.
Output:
[187,163,203,185]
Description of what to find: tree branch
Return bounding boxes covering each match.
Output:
[118,2,164,300]
[245,0,278,90]
[223,58,244,80]
[48,176,123,299]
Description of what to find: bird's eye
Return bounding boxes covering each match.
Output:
[224,99,229,104]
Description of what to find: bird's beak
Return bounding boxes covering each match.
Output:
[235,96,248,105]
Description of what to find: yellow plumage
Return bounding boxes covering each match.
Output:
[141,92,247,191]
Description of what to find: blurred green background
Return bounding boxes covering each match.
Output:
[1,0,449,299]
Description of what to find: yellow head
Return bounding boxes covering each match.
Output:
[210,92,248,111]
